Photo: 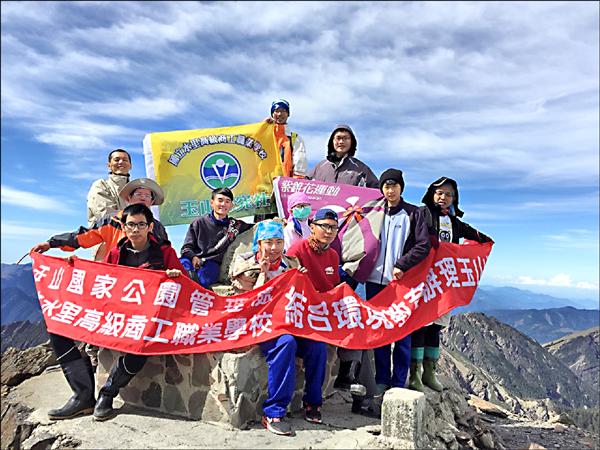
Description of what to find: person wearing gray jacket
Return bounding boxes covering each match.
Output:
[309,124,379,188]
[309,124,379,416]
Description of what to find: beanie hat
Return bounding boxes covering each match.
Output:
[271,99,290,116]
[379,168,405,193]
[252,220,284,253]
[287,192,311,212]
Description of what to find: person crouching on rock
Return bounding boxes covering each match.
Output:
[46,203,187,422]
[409,177,493,393]
[229,220,327,436]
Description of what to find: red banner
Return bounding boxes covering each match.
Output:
[31,241,492,355]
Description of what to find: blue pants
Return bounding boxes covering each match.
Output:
[366,282,411,388]
[180,257,220,288]
[259,334,327,418]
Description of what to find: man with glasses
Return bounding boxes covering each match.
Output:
[31,178,168,260]
[31,178,168,372]
[309,124,378,188]
[286,208,341,293]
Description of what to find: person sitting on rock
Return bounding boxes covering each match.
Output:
[408,176,493,393]
[229,220,327,436]
[180,187,252,288]
[43,203,187,422]
[283,191,312,252]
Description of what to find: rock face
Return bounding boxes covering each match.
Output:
[441,313,592,412]
[97,344,339,428]
[1,342,56,386]
[1,320,49,353]
[0,263,41,326]
[544,327,599,401]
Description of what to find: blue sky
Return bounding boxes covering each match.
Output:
[1,1,598,304]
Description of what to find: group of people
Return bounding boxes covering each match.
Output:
[30,99,492,436]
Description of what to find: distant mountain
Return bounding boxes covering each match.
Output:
[544,327,599,403]
[1,263,41,326]
[455,285,596,313]
[0,320,48,353]
[441,313,595,411]
[485,307,599,343]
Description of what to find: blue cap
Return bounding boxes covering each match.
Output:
[313,208,338,222]
[271,99,290,115]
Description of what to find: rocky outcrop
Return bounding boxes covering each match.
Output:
[544,327,599,401]
[1,342,56,387]
[441,313,593,411]
[486,307,599,343]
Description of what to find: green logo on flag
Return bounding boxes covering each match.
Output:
[200,151,242,190]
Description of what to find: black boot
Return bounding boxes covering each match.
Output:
[351,395,380,419]
[48,358,96,420]
[93,357,136,421]
[334,360,352,389]
[335,361,367,396]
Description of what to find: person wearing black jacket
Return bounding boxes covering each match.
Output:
[365,169,431,401]
[180,188,252,288]
[408,176,493,392]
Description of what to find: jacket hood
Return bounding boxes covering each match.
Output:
[421,176,464,218]
[327,124,357,162]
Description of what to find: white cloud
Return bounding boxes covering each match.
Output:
[1,186,72,213]
[516,273,599,290]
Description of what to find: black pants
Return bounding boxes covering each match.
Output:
[49,333,147,373]
[411,324,442,348]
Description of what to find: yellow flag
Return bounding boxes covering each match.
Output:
[143,122,282,225]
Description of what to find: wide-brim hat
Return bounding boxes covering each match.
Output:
[119,178,165,205]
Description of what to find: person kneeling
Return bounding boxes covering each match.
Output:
[229,221,327,436]
[46,204,187,421]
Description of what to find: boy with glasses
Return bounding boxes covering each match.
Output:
[43,203,186,422]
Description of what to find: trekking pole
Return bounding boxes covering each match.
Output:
[15,252,30,265]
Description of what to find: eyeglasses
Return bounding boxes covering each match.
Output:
[131,192,153,200]
[314,223,339,232]
[334,136,351,142]
[434,190,454,198]
[124,221,149,230]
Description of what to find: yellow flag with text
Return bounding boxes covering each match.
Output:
[143,122,282,226]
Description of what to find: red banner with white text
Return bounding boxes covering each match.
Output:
[31,241,492,355]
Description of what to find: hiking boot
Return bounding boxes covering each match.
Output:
[304,404,323,424]
[262,415,292,436]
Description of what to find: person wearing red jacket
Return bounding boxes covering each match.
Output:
[45,203,187,423]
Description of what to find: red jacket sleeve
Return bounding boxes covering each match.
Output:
[162,246,189,277]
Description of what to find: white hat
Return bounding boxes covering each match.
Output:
[119,178,165,205]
